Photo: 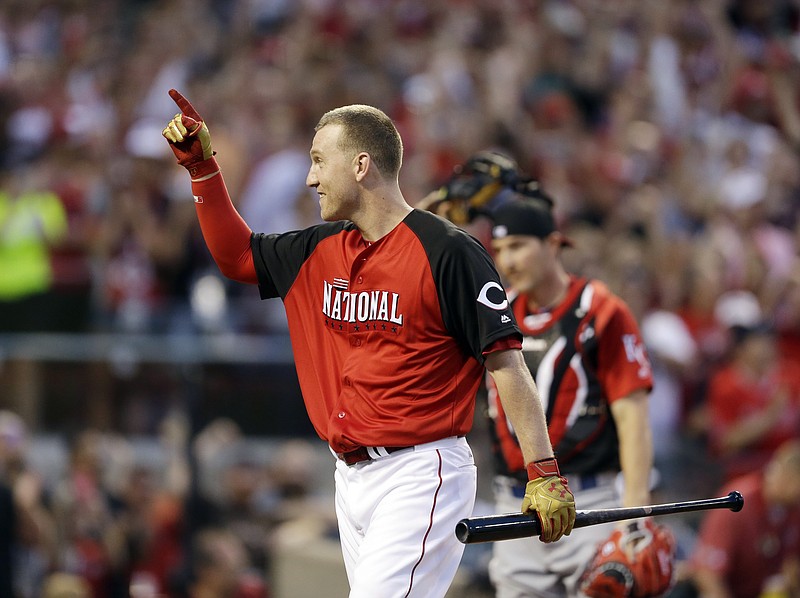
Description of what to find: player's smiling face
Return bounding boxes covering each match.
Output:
[491,235,548,294]
[307,124,359,221]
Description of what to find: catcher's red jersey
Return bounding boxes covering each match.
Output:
[488,276,653,476]
[251,210,520,454]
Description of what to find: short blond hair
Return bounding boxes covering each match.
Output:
[316,104,403,178]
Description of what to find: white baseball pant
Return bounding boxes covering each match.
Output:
[333,436,477,598]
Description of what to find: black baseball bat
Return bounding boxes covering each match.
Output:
[456,490,744,544]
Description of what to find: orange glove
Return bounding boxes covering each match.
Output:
[521,457,576,542]
[162,89,217,180]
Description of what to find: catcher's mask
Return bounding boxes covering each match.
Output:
[432,150,520,224]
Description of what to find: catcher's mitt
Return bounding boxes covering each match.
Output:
[425,150,520,224]
[579,519,676,598]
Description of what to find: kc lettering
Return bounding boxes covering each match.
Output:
[622,334,652,378]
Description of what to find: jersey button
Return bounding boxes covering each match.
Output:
[338,411,346,419]
[350,338,362,347]
[357,276,363,284]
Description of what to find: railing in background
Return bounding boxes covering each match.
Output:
[0,332,308,437]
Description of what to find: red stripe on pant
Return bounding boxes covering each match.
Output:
[404,449,444,597]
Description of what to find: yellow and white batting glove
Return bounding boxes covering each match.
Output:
[162,89,217,180]
[522,457,576,543]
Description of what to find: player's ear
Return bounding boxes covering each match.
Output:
[354,152,370,181]
[546,232,566,251]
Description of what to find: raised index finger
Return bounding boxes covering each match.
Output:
[169,88,202,120]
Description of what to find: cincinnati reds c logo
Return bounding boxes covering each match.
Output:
[477,281,509,311]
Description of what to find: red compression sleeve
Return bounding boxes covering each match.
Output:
[190,158,258,284]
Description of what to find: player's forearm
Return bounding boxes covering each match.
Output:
[485,349,554,464]
[611,391,653,507]
[190,160,257,284]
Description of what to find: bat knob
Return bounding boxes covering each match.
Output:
[728,490,745,512]
[455,519,469,543]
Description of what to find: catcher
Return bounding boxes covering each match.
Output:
[424,153,676,598]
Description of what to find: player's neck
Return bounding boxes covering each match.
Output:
[354,186,412,242]
[527,270,570,313]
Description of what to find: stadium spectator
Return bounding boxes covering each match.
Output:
[704,320,800,482]
[0,160,68,332]
[686,438,800,598]
[0,409,58,598]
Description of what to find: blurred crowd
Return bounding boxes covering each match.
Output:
[3,0,800,336]
[0,409,337,598]
[2,0,800,595]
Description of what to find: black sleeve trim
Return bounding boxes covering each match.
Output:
[404,210,520,362]
[250,221,352,300]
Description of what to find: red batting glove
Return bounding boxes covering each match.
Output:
[162,89,218,180]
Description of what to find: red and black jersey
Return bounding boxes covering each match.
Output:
[251,209,521,454]
[487,276,653,477]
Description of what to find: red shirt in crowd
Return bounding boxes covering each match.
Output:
[706,360,800,480]
[691,472,800,598]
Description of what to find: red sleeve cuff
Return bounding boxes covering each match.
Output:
[482,335,522,357]
[527,457,561,480]
[188,156,220,180]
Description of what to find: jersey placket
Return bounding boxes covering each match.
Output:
[336,243,375,428]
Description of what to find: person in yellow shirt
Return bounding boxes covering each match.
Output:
[0,164,68,332]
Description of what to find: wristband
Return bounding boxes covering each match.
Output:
[527,457,561,480]
[188,156,220,181]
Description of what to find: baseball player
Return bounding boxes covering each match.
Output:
[161,90,575,598]
[483,192,670,597]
